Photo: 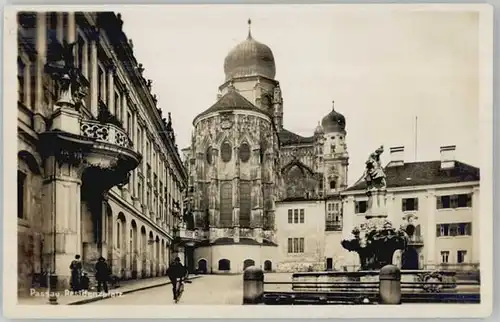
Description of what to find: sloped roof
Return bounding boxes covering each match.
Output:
[344,161,480,192]
[194,90,268,122]
[278,128,315,146]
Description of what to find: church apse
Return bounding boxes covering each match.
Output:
[189,108,279,244]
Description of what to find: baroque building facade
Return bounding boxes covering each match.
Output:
[17,12,186,295]
[182,21,350,273]
[341,145,480,272]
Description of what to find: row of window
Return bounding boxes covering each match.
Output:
[206,142,252,164]
[436,223,472,237]
[354,193,473,214]
[441,250,468,264]
[17,13,184,231]
[287,209,305,224]
[287,237,305,254]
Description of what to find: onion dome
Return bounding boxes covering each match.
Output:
[314,122,324,136]
[321,101,346,133]
[223,19,276,81]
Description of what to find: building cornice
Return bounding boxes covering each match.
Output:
[193,109,272,128]
[341,181,481,196]
[96,12,187,184]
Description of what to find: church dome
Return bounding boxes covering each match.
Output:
[223,19,276,81]
[321,101,346,133]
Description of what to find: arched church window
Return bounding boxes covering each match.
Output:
[206,146,212,164]
[330,180,336,190]
[239,142,250,163]
[221,142,232,163]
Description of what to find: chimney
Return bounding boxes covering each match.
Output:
[388,146,404,167]
[440,145,456,169]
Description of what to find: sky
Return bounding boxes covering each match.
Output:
[120,5,480,185]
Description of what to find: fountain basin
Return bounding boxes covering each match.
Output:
[291,270,457,294]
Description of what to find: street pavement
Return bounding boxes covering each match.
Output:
[88,274,245,305]
[88,273,294,305]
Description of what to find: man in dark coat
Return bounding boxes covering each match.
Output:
[69,255,82,291]
[166,257,188,302]
[95,256,109,293]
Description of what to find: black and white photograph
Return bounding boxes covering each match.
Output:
[4,3,493,319]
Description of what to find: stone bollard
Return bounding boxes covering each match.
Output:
[243,266,264,304]
[379,264,401,304]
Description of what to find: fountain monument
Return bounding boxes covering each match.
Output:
[341,146,409,270]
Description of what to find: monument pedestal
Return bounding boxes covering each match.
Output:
[365,189,387,219]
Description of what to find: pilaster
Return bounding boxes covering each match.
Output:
[42,155,85,290]
[426,190,437,265]
[89,27,99,117]
[472,186,480,263]
[56,12,64,42]
[65,12,75,43]
[33,12,47,133]
[107,66,116,113]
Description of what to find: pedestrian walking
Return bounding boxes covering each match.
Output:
[69,255,82,291]
[95,256,109,293]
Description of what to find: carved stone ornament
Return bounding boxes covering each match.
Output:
[220,112,233,130]
[55,147,85,167]
[272,83,283,104]
[45,40,89,109]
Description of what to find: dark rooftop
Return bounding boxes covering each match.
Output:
[278,129,315,146]
[344,161,480,192]
[193,90,268,123]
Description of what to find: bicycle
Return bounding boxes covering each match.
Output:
[174,279,192,303]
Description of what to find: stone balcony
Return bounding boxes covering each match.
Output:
[40,106,141,194]
[408,235,424,246]
[80,119,133,149]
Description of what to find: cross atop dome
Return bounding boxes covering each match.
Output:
[247,18,252,39]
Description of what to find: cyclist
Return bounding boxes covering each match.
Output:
[166,257,189,303]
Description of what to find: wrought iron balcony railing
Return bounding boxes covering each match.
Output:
[325,221,342,231]
[408,235,424,245]
[80,119,132,149]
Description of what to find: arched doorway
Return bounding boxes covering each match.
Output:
[148,231,154,276]
[402,247,419,270]
[105,204,114,273]
[198,259,208,274]
[117,212,126,278]
[140,226,147,277]
[155,236,160,276]
[243,259,255,270]
[218,259,230,271]
[161,240,165,275]
[264,260,272,272]
[131,221,138,279]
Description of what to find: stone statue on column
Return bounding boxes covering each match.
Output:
[363,145,386,192]
[45,39,88,109]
